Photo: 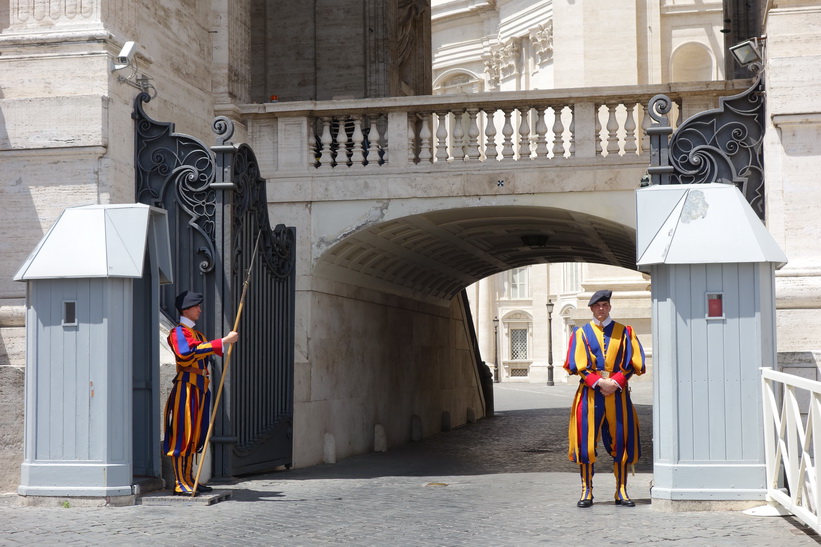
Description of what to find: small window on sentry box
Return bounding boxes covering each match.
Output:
[706,293,724,320]
[63,301,77,326]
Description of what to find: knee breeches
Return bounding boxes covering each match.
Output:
[567,384,641,465]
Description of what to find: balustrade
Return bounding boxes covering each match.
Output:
[241,81,749,171]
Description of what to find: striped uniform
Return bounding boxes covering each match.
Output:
[163,323,224,494]
[564,320,645,503]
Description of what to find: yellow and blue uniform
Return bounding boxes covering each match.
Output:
[163,322,224,494]
[564,319,645,504]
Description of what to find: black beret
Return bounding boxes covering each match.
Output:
[175,291,203,311]
[587,290,612,307]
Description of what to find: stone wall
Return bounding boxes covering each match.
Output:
[252,0,431,102]
[0,361,23,494]
[294,280,484,467]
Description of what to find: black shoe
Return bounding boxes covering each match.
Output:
[173,490,197,497]
[196,484,213,493]
[615,498,635,507]
[577,498,593,508]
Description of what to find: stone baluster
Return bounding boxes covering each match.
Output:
[552,106,565,158]
[606,103,620,156]
[466,108,481,161]
[436,112,449,163]
[309,118,318,168]
[534,107,549,159]
[408,114,417,163]
[451,110,465,161]
[319,117,333,168]
[335,116,350,167]
[501,109,514,160]
[518,106,531,159]
[418,113,433,163]
[641,105,651,154]
[485,109,499,161]
[379,114,389,165]
[624,103,637,155]
[350,116,365,166]
[367,116,381,166]
[595,106,603,156]
[568,106,575,157]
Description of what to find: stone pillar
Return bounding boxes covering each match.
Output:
[213,0,252,129]
[765,2,821,356]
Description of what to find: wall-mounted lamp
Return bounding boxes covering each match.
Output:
[729,37,764,69]
[111,40,156,97]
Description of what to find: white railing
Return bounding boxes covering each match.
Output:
[761,368,821,532]
[241,80,751,172]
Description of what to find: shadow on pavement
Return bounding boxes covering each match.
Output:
[232,404,653,484]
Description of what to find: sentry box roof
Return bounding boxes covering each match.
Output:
[14,203,173,283]
[636,183,787,269]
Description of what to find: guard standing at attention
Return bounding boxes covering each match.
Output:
[163,290,238,496]
[564,290,646,508]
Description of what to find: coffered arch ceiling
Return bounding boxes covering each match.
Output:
[315,206,637,302]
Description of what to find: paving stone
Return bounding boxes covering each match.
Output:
[138,490,232,506]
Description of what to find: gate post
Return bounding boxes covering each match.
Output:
[209,117,238,479]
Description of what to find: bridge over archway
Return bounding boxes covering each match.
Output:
[241,81,748,469]
[314,201,637,302]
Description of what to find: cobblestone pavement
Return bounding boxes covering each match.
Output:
[0,380,817,546]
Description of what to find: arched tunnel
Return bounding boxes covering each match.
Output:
[314,204,639,301]
[295,201,652,471]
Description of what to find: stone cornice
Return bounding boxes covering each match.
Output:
[239,79,754,116]
[771,112,821,127]
[0,28,111,46]
[431,0,496,24]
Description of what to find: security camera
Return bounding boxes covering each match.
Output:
[113,41,137,70]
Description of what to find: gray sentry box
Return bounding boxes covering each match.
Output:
[13,204,173,498]
[636,183,787,504]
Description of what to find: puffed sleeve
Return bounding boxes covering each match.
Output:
[563,327,602,388]
[168,326,224,364]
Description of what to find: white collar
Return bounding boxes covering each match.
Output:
[595,317,612,328]
[179,316,196,328]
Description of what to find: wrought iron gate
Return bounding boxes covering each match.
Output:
[133,93,295,477]
[646,76,766,219]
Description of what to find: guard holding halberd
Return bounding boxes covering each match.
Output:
[163,290,238,496]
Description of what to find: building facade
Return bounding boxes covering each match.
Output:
[434,0,729,382]
[0,0,819,500]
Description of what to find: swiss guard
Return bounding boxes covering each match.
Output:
[564,289,646,508]
[163,291,238,495]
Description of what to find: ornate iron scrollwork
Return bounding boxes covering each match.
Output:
[133,92,218,272]
[212,117,296,280]
[647,77,766,219]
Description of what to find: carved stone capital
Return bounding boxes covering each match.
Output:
[498,40,521,78]
[529,21,554,64]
